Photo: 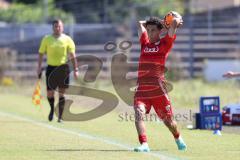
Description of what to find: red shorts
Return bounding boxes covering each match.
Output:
[134,85,173,120]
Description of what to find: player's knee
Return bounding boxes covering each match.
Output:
[47,90,54,98]
[135,104,146,114]
[58,88,66,97]
[134,104,146,120]
[134,108,143,118]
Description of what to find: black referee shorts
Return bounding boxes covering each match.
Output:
[46,64,70,90]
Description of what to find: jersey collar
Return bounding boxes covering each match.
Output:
[150,40,160,45]
[154,41,160,45]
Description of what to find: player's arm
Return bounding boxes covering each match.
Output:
[223,71,240,78]
[168,18,182,37]
[164,11,183,37]
[137,20,146,39]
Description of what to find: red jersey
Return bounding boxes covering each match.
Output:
[137,31,176,85]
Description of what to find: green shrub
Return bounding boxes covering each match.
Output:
[0,1,75,24]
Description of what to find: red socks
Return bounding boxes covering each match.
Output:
[138,132,179,144]
[173,131,180,139]
[139,134,147,144]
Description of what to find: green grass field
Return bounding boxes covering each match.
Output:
[0,80,240,160]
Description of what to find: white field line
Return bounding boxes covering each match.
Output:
[0,111,182,160]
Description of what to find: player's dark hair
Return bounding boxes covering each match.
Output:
[52,19,63,26]
[146,17,163,30]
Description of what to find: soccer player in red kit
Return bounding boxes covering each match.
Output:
[133,11,187,152]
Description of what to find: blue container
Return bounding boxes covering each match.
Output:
[200,96,220,114]
[196,96,222,130]
[196,113,222,130]
[199,113,222,130]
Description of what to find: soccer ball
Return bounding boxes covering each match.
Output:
[164,11,182,28]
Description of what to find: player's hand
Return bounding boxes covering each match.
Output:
[176,17,183,28]
[139,20,146,28]
[223,71,235,78]
[164,11,183,28]
[160,19,167,29]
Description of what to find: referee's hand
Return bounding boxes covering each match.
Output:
[37,68,42,79]
[73,70,79,80]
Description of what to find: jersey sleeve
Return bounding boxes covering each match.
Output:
[67,37,76,54]
[139,31,149,46]
[162,33,176,44]
[38,36,47,54]
[161,34,176,53]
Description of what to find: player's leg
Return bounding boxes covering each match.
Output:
[163,116,187,150]
[133,100,151,152]
[134,105,147,144]
[58,88,66,123]
[153,95,187,150]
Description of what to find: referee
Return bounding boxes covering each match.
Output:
[37,19,78,122]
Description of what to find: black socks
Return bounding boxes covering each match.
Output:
[58,97,65,122]
[47,97,54,121]
[47,96,65,122]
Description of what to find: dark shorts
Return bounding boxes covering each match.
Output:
[46,64,70,90]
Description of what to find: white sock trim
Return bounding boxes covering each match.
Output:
[142,142,148,146]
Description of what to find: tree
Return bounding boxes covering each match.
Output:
[0,0,75,24]
[54,0,184,23]
[12,0,40,4]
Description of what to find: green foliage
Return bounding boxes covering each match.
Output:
[54,0,184,23]
[107,0,185,23]
[0,3,41,23]
[0,1,74,24]
[3,0,184,23]
[13,0,40,4]
[154,0,184,16]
